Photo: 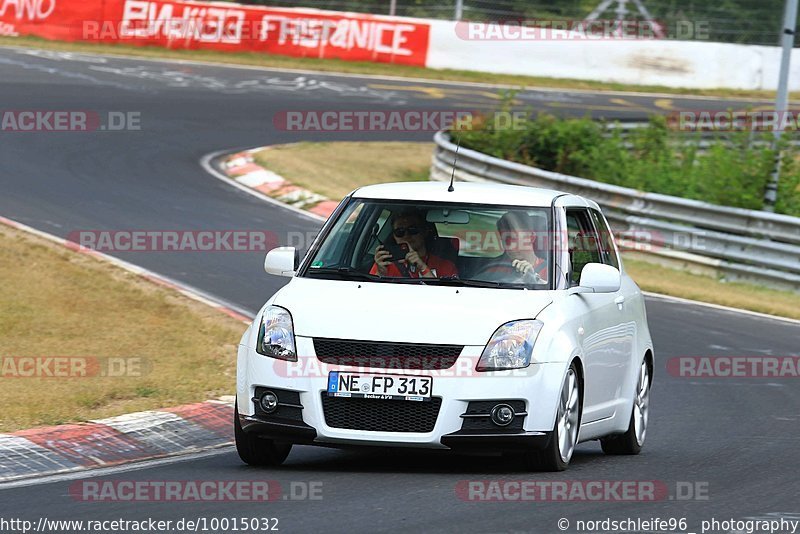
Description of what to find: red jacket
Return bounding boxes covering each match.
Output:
[370,254,458,278]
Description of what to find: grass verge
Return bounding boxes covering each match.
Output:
[249,141,800,320]
[0,224,246,432]
[622,258,800,320]
[0,35,794,101]
[253,141,432,200]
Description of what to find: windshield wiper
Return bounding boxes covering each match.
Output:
[432,275,541,289]
[305,267,426,284]
[305,267,379,281]
[431,275,501,288]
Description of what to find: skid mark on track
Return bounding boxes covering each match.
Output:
[87,65,406,102]
[0,55,145,92]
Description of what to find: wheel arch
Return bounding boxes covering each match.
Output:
[569,354,585,432]
[643,348,654,385]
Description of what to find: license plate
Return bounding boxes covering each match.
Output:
[327,372,432,402]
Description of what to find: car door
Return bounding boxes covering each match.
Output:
[565,208,627,423]
[589,208,637,409]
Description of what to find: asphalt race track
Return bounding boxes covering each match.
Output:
[1,46,799,533]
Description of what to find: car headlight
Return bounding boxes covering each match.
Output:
[477,320,544,371]
[256,306,297,361]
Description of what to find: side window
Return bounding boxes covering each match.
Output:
[313,202,364,269]
[565,209,602,285]
[589,209,620,269]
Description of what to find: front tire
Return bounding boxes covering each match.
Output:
[601,358,650,455]
[523,363,581,471]
[234,401,292,466]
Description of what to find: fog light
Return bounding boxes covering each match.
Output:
[490,404,515,427]
[259,391,279,414]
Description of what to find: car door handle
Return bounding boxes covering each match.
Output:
[614,296,625,309]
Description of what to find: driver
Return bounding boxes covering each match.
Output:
[485,211,548,283]
[371,209,458,278]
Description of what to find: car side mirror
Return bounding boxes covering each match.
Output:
[264,246,299,277]
[568,263,621,294]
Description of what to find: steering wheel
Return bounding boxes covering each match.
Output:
[470,260,518,281]
[471,260,546,284]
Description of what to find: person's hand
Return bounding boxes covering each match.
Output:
[512,259,533,275]
[374,245,393,276]
[405,245,431,277]
[513,258,546,283]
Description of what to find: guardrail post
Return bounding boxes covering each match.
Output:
[764,0,799,212]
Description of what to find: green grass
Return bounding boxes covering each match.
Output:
[1,34,797,100]
[0,224,245,432]
[623,257,800,320]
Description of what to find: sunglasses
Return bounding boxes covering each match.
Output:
[393,226,421,238]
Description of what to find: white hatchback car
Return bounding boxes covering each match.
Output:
[235,181,654,471]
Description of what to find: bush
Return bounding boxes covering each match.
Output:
[454,109,800,217]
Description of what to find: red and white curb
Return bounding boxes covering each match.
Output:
[220,147,340,220]
[0,399,235,483]
[0,216,254,483]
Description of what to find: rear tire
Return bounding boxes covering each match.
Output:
[601,358,650,455]
[523,362,581,472]
[234,401,292,466]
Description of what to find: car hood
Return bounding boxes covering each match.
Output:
[272,277,553,346]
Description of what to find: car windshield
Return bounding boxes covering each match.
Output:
[302,199,552,289]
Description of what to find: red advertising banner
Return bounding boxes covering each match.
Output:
[0,0,431,66]
[0,0,100,41]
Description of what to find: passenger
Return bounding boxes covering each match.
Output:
[489,211,548,283]
[371,209,458,278]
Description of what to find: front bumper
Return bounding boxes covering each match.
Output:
[237,338,566,451]
[441,431,551,451]
[239,410,553,451]
[239,413,317,444]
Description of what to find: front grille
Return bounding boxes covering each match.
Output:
[321,393,442,433]
[313,338,463,370]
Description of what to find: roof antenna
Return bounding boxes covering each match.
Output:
[448,136,461,192]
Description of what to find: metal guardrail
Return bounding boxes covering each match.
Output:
[431,131,800,291]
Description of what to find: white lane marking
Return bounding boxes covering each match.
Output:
[643,291,800,326]
[200,150,326,223]
[0,447,234,490]
[0,43,782,104]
